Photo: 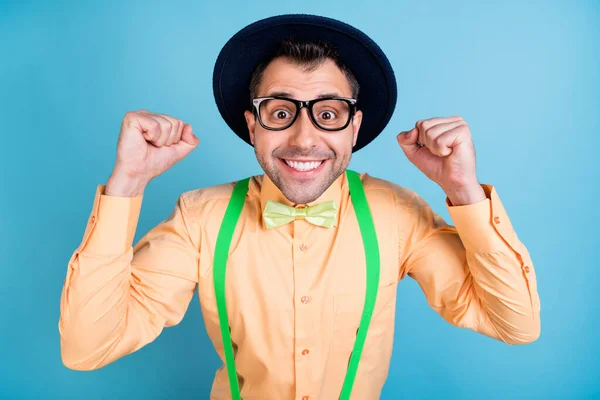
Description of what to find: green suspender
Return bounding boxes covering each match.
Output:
[338,169,381,400]
[213,169,380,400]
[213,177,249,399]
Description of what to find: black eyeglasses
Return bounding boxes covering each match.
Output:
[252,96,358,132]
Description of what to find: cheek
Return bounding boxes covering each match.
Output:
[253,133,278,156]
[326,133,354,154]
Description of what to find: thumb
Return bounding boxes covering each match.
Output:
[180,124,199,146]
[173,124,199,157]
[397,127,419,160]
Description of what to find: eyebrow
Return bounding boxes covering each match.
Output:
[265,91,344,99]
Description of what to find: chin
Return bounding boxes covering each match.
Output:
[259,154,343,203]
[280,175,333,204]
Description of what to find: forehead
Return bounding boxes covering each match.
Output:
[257,57,352,99]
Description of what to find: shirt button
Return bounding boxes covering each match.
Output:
[300,243,308,251]
[524,265,530,273]
[302,349,310,356]
[494,216,500,224]
[301,296,310,304]
[91,216,96,223]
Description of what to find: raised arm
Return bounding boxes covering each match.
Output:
[59,183,200,370]
[59,110,201,370]
[398,185,540,344]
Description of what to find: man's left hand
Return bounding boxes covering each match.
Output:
[397,116,486,206]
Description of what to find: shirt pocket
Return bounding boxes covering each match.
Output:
[331,280,398,354]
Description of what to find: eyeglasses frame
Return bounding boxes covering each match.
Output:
[251,96,358,132]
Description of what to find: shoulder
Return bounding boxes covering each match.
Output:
[178,175,260,220]
[360,172,428,211]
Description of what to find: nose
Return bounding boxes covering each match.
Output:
[288,108,319,149]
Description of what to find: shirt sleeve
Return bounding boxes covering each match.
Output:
[397,184,541,345]
[59,184,200,370]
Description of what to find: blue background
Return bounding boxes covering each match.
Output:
[1,0,598,398]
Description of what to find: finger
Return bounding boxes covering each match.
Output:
[137,111,185,146]
[130,112,162,144]
[416,117,466,152]
[427,125,466,157]
[151,114,173,147]
[175,119,184,143]
[416,116,463,147]
[158,114,183,146]
[422,120,466,149]
[416,116,463,132]
[134,110,171,144]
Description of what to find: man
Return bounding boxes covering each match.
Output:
[59,14,541,400]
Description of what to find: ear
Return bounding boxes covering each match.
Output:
[244,110,256,145]
[351,110,363,147]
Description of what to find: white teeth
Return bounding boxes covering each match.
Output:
[284,160,323,171]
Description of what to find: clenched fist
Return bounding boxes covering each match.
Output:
[397,116,486,206]
[106,110,199,197]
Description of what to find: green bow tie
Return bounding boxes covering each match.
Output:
[262,200,338,229]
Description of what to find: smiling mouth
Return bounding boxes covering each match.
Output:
[281,159,325,172]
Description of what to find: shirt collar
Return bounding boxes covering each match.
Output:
[259,171,347,229]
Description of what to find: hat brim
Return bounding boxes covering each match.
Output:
[212,14,397,153]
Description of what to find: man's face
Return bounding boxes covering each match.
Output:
[244,57,363,204]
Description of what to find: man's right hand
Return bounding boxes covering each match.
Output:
[105,110,199,196]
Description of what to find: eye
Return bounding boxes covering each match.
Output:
[318,110,337,120]
[272,109,292,119]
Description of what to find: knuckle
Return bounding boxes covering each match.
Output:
[155,134,166,145]
[455,122,468,131]
[150,119,161,132]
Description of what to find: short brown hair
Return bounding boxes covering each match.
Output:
[249,39,360,106]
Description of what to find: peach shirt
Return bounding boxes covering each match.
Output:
[59,172,541,399]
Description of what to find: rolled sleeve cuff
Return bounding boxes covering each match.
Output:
[79,184,143,255]
[446,184,515,253]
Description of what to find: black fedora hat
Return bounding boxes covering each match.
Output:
[212,14,397,153]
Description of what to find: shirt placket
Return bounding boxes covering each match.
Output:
[292,212,317,400]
